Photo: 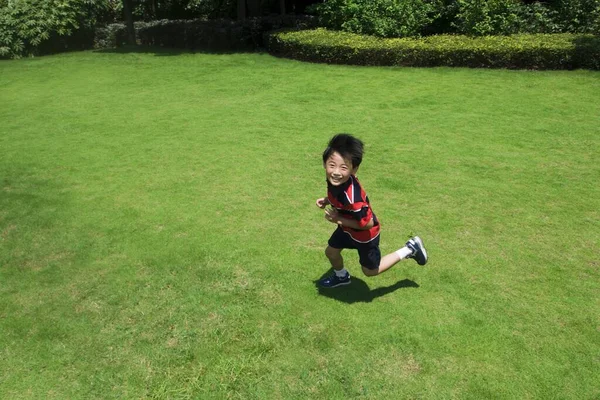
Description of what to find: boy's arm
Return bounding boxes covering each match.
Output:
[325,208,374,230]
[338,215,375,230]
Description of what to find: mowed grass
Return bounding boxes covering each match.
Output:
[1,49,599,399]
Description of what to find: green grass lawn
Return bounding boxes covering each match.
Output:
[1,48,599,399]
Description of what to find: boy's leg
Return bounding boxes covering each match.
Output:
[319,227,353,288]
[361,236,428,277]
[362,252,401,276]
[358,237,383,277]
[325,227,352,275]
[320,246,351,287]
[325,246,344,271]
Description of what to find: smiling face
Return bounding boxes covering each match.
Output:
[324,151,357,186]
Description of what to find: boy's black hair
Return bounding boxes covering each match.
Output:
[322,133,364,169]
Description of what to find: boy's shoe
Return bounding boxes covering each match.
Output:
[406,236,428,266]
[319,271,351,288]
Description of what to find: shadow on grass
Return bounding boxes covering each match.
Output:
[94,46,191,56]
[314,270,419,304]
[93,45,258,57]
[0,169,80,272]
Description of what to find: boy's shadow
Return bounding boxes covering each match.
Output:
[314,271,419,304]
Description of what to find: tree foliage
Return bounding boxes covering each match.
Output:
[314,0,600,37]
[314,0,442,37]
[452,0,525,35]
[554,0,600,33]
[452,0,600,35]
[0,0,106,58]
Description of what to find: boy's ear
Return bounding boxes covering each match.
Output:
[352,166,359,174]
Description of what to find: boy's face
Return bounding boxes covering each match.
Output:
[324,151,357,186]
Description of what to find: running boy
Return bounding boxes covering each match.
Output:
[316,134,428,288]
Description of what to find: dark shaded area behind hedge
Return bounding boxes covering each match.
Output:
[34,28,97,56]
[267,28,600,69]
[95,16,317,52]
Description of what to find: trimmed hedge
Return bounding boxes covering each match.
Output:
[94,16,317,52]
[267,28,600,69]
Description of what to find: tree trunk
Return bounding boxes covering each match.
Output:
[122,0,136,45]
[280,0,286,15]
[247,0,260,17]
[151,0,158,19]
[237,0,246,21]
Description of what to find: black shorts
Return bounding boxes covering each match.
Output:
[328,226,381,270]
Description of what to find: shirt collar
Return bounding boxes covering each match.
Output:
[327,175,353,195]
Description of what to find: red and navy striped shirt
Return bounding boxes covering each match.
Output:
[327,175,380,243]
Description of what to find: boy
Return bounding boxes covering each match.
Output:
[315,134,428,288]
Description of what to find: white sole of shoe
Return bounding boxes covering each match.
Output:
[414,236,428,265]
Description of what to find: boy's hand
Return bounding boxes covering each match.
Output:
[324,207,342,225]
[315,197,329,209]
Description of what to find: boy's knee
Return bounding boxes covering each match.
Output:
[362,266,379,277]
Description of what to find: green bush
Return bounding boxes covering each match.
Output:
[94,23,126,49]
[267,27,600,69]
[452,0,525,35]
[554,0,600,33]
[520,2,561,34]
[0,0,105,59]
[314,0,443,38]
[311,0,599,37]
